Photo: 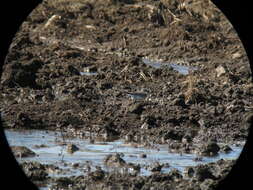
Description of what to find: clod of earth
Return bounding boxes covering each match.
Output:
[104,153,126,168]
[11,146,36,158]
[88,167,105,181]
[150,162,164,172]
[198,141,220,157]
[66,144,79,154]
[194,165,217,182]
[21,161,49,181]
[220,144,232,153]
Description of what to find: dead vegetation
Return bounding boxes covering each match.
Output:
[182,70,201,104]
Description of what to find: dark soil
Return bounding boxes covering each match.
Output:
[1,0,252,189]
[20,159,235,190]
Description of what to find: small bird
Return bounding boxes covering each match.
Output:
[126,91,148,100]
[115,89,149,100]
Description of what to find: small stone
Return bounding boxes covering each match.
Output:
[199,141,220,157]
[125,133,134,142]
[72,163,79,168]
[172,97,186,107]
[66,144,79,154]
[164,129,183,141]
[184,167,195,178]
[195,165,217,182]
[169,169,183,180]
[101,123,120,141]
[150,162,163,172]
[168,142,182,153]
[89,167,105,181]
[182,134,192,144]
[194,156,203,162]
[141,122,150,129]
[232,52,242,59]
[128,103,144,114]
[21,161,48,181]
[97,82,113,90]
[140,153,147,158]
[11,146,36,158]
[104,153,126,167]
[55,177,73,187]
[83,66,97,73]
[221,145,232,153]
[33,144,48,149]
[200,179,218,190]
[215,65,226,77]
[127,163,141,172]
[163,163,170,168]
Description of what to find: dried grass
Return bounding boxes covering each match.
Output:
[182,70,200,104]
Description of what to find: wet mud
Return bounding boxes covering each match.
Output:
[6,129,243,190]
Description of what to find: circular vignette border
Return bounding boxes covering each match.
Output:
[0,0,252,190]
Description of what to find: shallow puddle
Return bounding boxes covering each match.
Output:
[79,58,195,77]
[5,129,243,178]
[142,58,197,75]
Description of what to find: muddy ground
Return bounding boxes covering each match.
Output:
[0,0,252,189]
[19,158,236,190]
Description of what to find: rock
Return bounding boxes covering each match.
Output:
[101,122,120,141]
[194,156,203,162]
[232,52,242,59]
[66,144,79,154]
[89,167,105,181]
[127,163,141,173]
[11,146,36,158]
[141,122,150,129]
[125,133,134,142]
[200,179,218,190]
[65,65,80,75]
[104,153,126,167]
[195,165,217,182]
[72,163,80,168]
[198,141,220,156]
[215,65,227,77]
[164,129,184,141]
[1,59,43,88]
[140,153,147,158]
[184,167,195,178]
[97,82,113,90]
[198,118,206,128]
[172,97,186,107]
[148,5,165,26]
[83,66,97,73]
[168,141,182,153]
[150,162,163,172]
[55,177,74,187]
[182,134,192,144]
[128,103,144,114]
[220,144,232,153]
[33,144,49,149]
[20,161,48,181]
[141,114,156,124]
[245,112,253,126]
[149,173,172,183]
[168,169,183,181]
[15,111,33,127]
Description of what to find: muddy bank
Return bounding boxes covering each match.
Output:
[19,158,235,190]
[6,129,242,190]
[0,0,252,189]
